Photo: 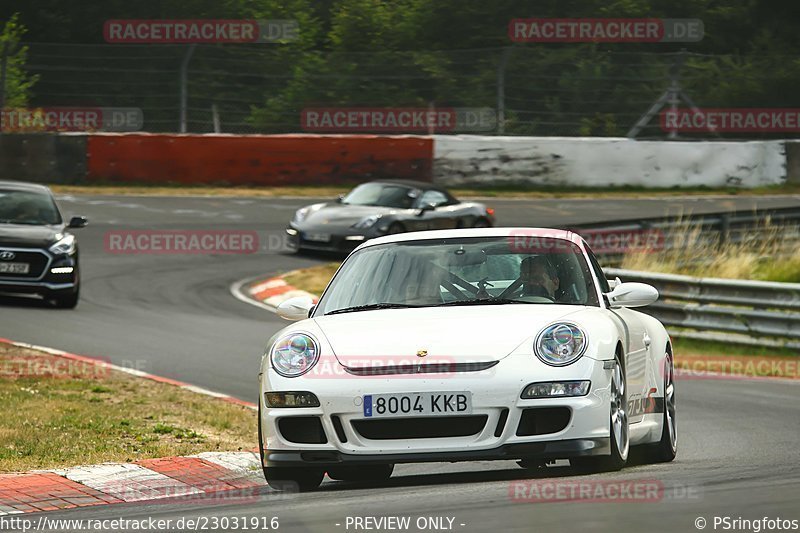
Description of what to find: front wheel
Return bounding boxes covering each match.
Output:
[264,466,324,492]
[571,351,629,472]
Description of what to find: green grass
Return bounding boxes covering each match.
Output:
[672,337,799,360]
[754,255,800,283]
[0,343,256,472]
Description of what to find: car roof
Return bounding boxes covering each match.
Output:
[0,180,53,194]
[355,227,583,251]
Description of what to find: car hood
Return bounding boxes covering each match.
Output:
[302,203,400,227]
[0,224,64,248]
[313,305,589,368]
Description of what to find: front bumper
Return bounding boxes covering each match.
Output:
[0,252,78,298]
[264,439,610,467]
[260,352,612,467]
[286,225,372,253]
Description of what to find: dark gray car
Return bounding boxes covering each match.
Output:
[286,180,495,253]
[0,181,88,308]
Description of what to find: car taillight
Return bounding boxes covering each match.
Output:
[486,208,495,216]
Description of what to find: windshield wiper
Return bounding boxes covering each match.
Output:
[436,298,533,307]
[325,303,422,315]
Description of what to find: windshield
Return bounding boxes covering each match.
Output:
[0,190,62,225]
[342,183,416,208]
[314,236,599,315]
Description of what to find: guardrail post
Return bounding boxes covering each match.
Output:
[719,214,730,247]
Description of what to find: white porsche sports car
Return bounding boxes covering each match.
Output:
[258,227,677,491]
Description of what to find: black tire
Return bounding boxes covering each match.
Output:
[326,464,394,482]
[52,287,79,309]
[386,222,405,235]
[571,350,629,472]
[645,349,677,463]
[264,466,324,492]
[472,217,491,228]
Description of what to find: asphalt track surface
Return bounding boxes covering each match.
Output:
[1,193,799,532]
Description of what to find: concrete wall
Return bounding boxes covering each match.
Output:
[0,133,87,184]
[433,136,787,188]
[0,132,792,188]
[85,134,433,186]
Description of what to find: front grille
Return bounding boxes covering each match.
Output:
[0,249,50,279]
[344,361,498,376]
[352,415,488,440]
[277,416,327,444]
[516,408,571,436]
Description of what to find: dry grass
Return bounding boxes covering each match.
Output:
[282,263,341,296]
[620,217,800,282]
[0,343,256,472]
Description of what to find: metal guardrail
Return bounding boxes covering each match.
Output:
[605,268,800,350]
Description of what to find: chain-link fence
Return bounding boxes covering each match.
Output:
[15,43,800,138]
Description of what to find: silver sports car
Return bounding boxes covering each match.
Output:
[285,180,495,253]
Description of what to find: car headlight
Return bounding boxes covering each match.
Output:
[49,234,76,255]
[270,333,320,377]
[534,323,587,366]
[352,215,380,229]
[293,206,311,224]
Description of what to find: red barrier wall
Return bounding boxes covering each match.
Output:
[86,134,433,185]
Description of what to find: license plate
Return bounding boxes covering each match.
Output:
[0,262,29,274]
[305,233,331,243]
[363,392,472,418]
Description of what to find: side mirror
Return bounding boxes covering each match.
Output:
[68,216,88,229]
[607,276,622,290]
[417,202,436,216]
[276,296,315,321]
[606,282,658,308]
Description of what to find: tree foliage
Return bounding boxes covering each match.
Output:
[1,0,798,136]
[0,13,38,107]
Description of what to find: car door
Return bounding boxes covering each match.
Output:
[415,190,458,229]
[586,249,650,423]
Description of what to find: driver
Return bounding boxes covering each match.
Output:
[519,255,560,299]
